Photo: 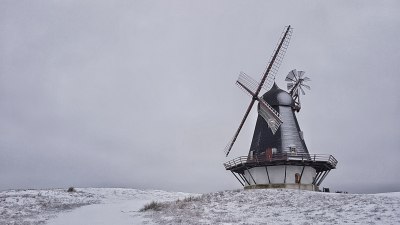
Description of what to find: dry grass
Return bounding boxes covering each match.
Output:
[139,201,164,212]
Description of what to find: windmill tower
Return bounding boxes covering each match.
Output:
[223,26,337,191]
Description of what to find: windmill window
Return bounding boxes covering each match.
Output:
[289,146,296,154]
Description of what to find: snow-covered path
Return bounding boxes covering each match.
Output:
[47,199,151,225]
[0,188,193,225]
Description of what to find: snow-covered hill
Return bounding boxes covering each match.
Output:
[143,189,400,224]
[1,188,399,225]
[0,188,98,225]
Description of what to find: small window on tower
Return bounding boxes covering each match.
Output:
[289,145,296,154]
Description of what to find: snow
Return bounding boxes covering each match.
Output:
[0,188,192,225]
[48,200,148,225]
[0,188,98,225]
[144,189,400,225]
[47,188,193,225]
[1,188,400,225]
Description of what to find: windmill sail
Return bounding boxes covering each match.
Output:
[258,98,282,134]
[236,73,283,134]
[224,25,293,157]
[236,72,258,96]
[262,26,293,91]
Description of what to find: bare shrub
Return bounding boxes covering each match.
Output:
[182,196,202,202]
[139,201,164,212]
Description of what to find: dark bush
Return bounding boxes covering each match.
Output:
[67,187,76,192]
[139,201,164,212]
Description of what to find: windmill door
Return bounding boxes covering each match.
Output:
[266,148,273,160]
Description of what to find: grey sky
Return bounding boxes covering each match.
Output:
[1,0,399,194]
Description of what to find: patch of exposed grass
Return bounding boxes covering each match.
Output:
[181,195,202,202]
[139,201,164,212]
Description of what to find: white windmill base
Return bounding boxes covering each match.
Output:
[243,166,318,191]
[224,153,337,191]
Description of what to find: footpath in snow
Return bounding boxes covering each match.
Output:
[46,188,192,225]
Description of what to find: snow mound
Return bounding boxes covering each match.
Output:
[0,189,98,225]
[142,189,400,225]
[0,188,193,225]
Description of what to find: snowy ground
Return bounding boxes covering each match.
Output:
[46,188,193,225]
[143,189,400,225]
[0,188,192,225]
[0,188,98,225]
[1,188,399,225]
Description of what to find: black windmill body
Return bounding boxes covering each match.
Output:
[223,26,338,191]
[250,83,309,158]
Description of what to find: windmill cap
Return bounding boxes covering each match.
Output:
[261,83,294,107]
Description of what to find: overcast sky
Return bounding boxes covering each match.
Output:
[1,0,399,194]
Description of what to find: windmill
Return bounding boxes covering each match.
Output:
[223,26,337,191]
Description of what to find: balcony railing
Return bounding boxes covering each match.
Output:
[223,153,338,170]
